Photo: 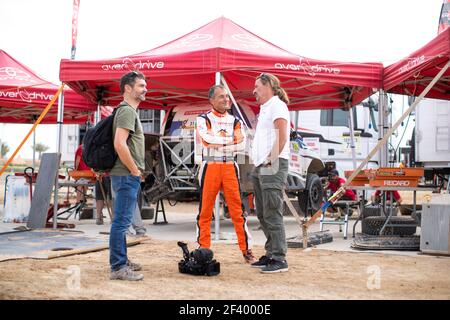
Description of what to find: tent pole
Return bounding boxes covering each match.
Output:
[347,108,357,169]
[32,129,36,169]
[160,110,165,134]
[53,90,64,229]
[92,102,102,217]
[95,103,101,125]
[378,90,389,167]
[295,111,299,131]
[214,71,221,241]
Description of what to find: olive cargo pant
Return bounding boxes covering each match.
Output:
[251,158,288,262]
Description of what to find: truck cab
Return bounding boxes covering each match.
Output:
[295,96,380,176]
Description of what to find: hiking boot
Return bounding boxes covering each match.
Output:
[110,266,143,281]
[126,260,142,271]
[243,249,257,264]
[250,255,271,268]
[260,259,288,274]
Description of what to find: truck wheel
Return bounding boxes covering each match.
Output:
[297,174,324,217]
[361,216,417,236]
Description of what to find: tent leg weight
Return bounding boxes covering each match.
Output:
[287,230,333,248]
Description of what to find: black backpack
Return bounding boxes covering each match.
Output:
[82,107,122,172]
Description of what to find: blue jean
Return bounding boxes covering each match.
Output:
[111,186,147,234]
[110,175,141,271]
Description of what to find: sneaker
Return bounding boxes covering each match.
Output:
[96,219,104,225]
[110,266,144,281]
[126,260,142,271]
[135,231,147,237]
[250,255,271,268]
[243,249,257,264]
[260,259,288,273]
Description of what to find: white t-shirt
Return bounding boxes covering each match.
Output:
[251,96,291,167]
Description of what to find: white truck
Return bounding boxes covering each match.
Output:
[142,100,325,216]
[411,98,450,189]
[294,96,380,176]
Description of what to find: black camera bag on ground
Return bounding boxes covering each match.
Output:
[177,241,220,276]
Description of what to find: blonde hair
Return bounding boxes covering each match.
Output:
[256,73,290,104]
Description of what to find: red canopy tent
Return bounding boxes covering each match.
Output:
[383,28,450,100]
[0,49,97,124]
[60,17,383,110]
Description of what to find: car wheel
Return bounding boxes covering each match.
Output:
[298,173,324,217]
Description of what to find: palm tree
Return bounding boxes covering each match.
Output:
[35,143,49,160]
[0,141,10,159]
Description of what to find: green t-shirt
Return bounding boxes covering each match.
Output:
[110,101,145,176]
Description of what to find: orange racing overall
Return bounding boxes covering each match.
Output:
[195,109,252,253]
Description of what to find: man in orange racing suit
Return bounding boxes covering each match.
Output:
[195,84,256,264]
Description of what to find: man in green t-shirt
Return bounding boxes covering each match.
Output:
[109,71,146,281]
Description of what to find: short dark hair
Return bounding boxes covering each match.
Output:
[208,85,225,99]
[329,169,339,176]
[120,71,146,95]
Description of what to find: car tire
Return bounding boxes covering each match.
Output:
[297,174,324,217]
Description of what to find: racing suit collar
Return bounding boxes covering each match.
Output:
[211,108,227,117]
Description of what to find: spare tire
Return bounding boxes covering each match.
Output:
[363,204,398,218]
[361,216,417,236]
[362,205,382,218]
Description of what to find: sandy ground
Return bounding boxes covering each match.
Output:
[1,181,449,300]
[0,238,449,300]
